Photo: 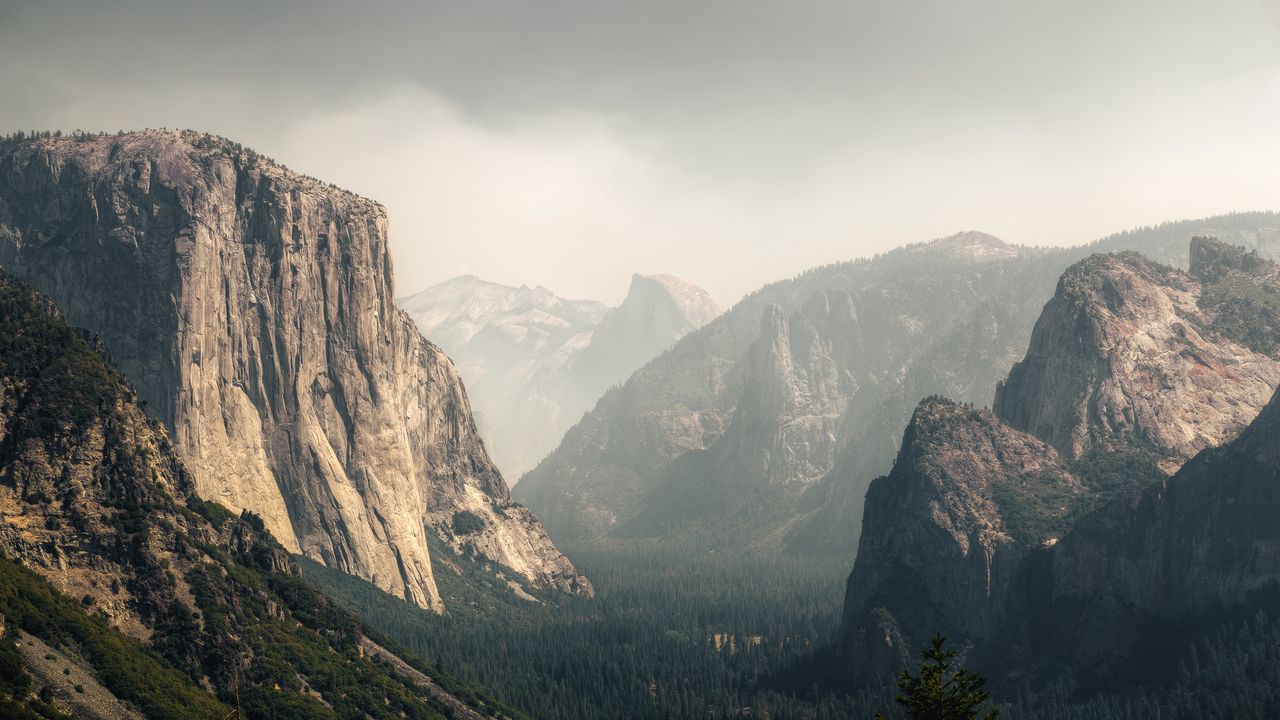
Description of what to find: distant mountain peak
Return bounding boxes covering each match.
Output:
[927,231,1018,259]
[619,273,722,330]
[401,272,719,481]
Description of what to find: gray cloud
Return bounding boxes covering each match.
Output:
[2,0,1278,304]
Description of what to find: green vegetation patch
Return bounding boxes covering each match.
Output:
[0,555,228,720]
[1199,273,1280,357]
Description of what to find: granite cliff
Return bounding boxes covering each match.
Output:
[1045,382,1280,684]
[0,268,502,719]
[994,242,1280,469]
[838,398,1086,680]
[839,240,1280,687]
[0,131,588,610]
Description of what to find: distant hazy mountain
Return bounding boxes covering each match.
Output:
[515,216,1280,555]
[400,273,720,480]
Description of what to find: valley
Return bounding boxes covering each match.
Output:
[1,130,1279,720]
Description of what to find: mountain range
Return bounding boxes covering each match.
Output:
[516,218,1280,557]
[3,129,1280,719]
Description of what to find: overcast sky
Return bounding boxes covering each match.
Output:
[2,0,1278,306]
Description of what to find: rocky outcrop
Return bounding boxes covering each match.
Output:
[838,398,1085,680]
[840,240,1280,688]
[399,272,718,481]
[1045,383,1280,679]
[0,131,588,610]
[612,296,859,543]
[994,249,1280,469]
[0,268,511,717]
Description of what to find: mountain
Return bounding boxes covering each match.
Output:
[994,239,1280,469]
[400,273,718,480]
[0,131,588,610]
[838,239,1280,690]
[837,397,1089,680]
[0,268,505,719]
[1045,379,1280,685]
[515,219,1280,555]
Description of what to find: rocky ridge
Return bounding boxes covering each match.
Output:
[0,131,588,610]
[839,240,1280,686]
[519,232,1095,551]
[994,243,1280,468]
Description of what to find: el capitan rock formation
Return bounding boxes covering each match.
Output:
[0,131,588,610]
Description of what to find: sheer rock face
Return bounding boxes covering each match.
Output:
[841,242,1280,685]
[994,249,1280,469]
[0,131,589,610]
[0,268,293,637]
[838,398,1083,681]
[399,272,718,481]
[1047,385,1280,675]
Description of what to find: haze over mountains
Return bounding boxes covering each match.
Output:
[400,272,719,480]
[0,264,505,719]
[516,218,1280,557]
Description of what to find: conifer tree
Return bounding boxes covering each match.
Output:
[877,635,998,720]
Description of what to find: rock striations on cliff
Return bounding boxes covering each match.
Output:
[840,239,1280,688]
[994,243,1280,468]
[0,268,504,719]
[0,131,589,610]
[399,272,719,481]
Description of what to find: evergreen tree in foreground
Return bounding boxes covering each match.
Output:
[877,635,999,720]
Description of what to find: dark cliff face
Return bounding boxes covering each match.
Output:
[1044,385,1280,683]
[0,131,588,610]
[994,249,1280,468]
[838,398,1083,681]
[842,241,1280,690]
